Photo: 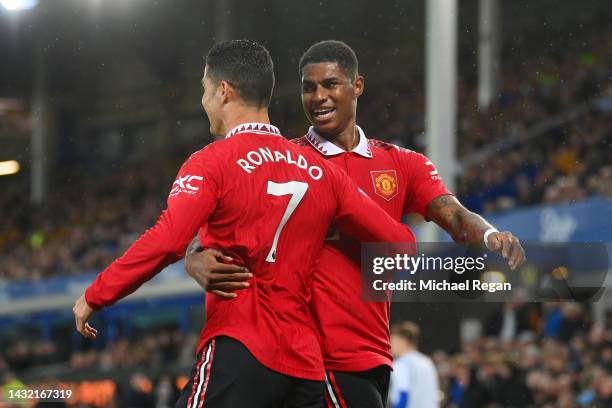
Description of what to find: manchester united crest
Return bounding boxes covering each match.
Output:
[371,170,398,201]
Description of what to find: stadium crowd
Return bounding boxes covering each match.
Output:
[0,4,610,408]
[1,301,610,407]
[437,302,612,407]
[0,157,183,281]
[1,328,199,374]
[1,24,611,282]
[0,327,198,407]
[356,26,612,215]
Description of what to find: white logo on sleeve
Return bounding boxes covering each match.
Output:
[169,175,204,197]
[424,161,441,180]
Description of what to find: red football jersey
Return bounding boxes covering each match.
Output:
[292,126,451,372]
[85,123,415,381]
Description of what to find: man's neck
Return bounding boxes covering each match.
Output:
[221,105,271,137]
[320,122,359,152]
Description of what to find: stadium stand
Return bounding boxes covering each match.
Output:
[1,24,610,282]
[1,302,610,406]
[436,302,612,407]
[0,6,610,407]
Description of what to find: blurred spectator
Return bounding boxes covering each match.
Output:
[484,295,540,342]
[448,356,491,408]
[588,165,612,198]
[544,175,587,205]
[121,372,155,407]
[389,321,439,408]
[155,375,180,408]
[557,302,589,342]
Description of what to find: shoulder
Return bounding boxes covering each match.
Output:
[368,139,432,167]
[368,139,423,158]
[367,138,398,152]
[368,139,424,158]
[282,137,329,166]
[189,139,226,160]
[181,140,227,172]
[289,135,310,147]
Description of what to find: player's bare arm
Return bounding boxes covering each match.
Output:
[426,194,526,270]
[185,238,252,299]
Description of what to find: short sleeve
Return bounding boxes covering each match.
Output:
[399,149,452,218]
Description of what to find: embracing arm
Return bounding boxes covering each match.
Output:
[426,195,492,243]
[426,194,525,270]
[184,235,252,299]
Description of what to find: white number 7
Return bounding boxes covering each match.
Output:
[266,181,309,263]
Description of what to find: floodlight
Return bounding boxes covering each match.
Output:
[0,160,20,176]
[1,0,38,11]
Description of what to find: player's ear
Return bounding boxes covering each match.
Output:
[218,80,233,104]
[354,75,365,97]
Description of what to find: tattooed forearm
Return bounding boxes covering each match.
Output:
[426,194,494,243]
[427,195,526,269]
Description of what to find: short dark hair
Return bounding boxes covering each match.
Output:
[391,321,420,347]
[299,40,358,78]
[205,39,275,108]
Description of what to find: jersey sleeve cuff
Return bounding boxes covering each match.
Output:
[84,287,103,311]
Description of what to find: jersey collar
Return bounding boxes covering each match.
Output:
[305,126,373,158]
[225,123,281,139]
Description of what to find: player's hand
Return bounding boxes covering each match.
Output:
[486,231,526,271]
[73,294,98,340]
[185,248,252,299]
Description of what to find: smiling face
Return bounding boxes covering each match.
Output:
[301,62,364,137]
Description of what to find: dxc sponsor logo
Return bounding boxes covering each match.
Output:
[170,175,203,197]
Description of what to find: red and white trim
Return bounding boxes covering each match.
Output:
[225,123,281,139]
[324,371,348,408]
[305,126,373,158]
[187,339,216,408]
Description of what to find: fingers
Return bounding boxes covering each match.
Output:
[507,243,518,270]
[190,271,251,293]
[209,263,251,274]
[491,232,526,270]
[82,323,98,340]
[506,236,521,269]
[208,271,252,284]
[74,314,97,340]
[209,281,250,292]
[510,240,526,270]
[215,253,235,263]
[187,249,250,275]
[204,248,236,264]
[186,249,252,298]
[501,236,511,259]
[205,248,228,260]
[211,290,238,299]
